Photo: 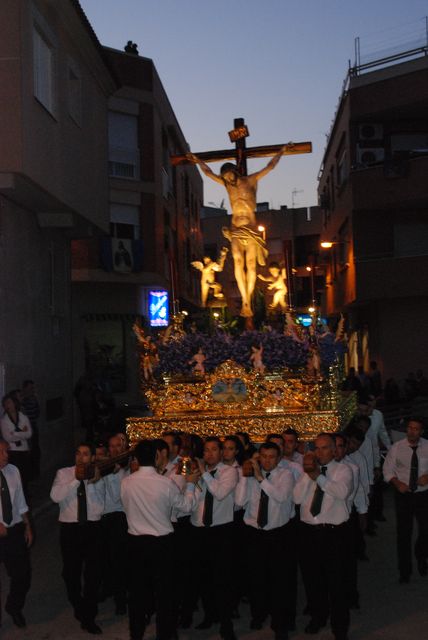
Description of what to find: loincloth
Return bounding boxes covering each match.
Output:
[222,226,268,267]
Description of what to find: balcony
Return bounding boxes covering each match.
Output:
[71,237,164,286]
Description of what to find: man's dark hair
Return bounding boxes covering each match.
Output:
[345,427,365,443]
[22,380,34,389]
[224,435,244,465]
[283,428,299,439]
[189,434,204,459]
[153,438,169,455]
[332,432,347,445]
[315,432,336,444]
[204,436,223,450]
[236,431,250,446]
[134,440,157,466]
[162,431,182,449]
[2,393,19,413]
[406,416,425,429]
[260,441,281,457]
[266,433,284,444]
[76,442,95,455]
[354,414,371,430]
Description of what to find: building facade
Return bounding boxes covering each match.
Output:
[0,0,202,468]
[71,46,203,403]
[0,0,115,467]
[318,50,428,381]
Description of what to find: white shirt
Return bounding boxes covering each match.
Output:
[293,459,353,525]
[291,451,303,465]
[191,462,238,528]
[0,463,28,527]
[163,462,187,522]
[121,466,196,536]
[50,466,106,522]
[342,456,368,514]
[348,449,370,497]
[359,435,375,485]
[278,458,303,482]
[104,468,129,514]
[1,412,32,452]
[367,410,391,466]
[383,437,428,493]
[235,465,294,530]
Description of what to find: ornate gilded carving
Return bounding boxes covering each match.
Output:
[128,359,355,444]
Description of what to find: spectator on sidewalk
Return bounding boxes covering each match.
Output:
[0,438,33,629]
[1,394,32,495]
[21,380,41,478]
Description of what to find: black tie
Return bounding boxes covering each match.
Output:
[257,472,270,529]
[202,469,216,527]
[310,466,327,517]
[409,446,419,493]
[0,471,13,525]
[77,480,88,524]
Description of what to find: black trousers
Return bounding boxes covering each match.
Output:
[0,522,31,614]
[298,521,350,637]
[60,521,102,624]
[100,511,128,607]
[173,516,195,621]
[128,532,177,640]
[190,522,236,631]
[344,514,359,607]
[394,490,428,577]
[246,521,295,633]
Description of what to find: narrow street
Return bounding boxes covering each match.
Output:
[1,488,428,639]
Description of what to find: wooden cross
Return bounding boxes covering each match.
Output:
[171,117,312,175]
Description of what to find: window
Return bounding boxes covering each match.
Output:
[336,149,347,187]
[33,26,55,114]
[108,112,140,179]
[67,58,81,125]
[110,204,140,240]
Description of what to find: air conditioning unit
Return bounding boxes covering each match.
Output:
[356,146,385,166]
[358,123,383,141]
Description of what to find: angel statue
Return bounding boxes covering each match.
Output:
[257,262,288,312]
[250,344,265,374]
[191,247,228,307]
[189,347,206,375]
[132,323,158,382]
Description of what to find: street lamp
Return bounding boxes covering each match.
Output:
[257,225,266,241]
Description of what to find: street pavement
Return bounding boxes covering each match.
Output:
[1,485,428,640]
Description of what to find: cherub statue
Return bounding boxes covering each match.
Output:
[284,312,304,342]
[191,247,228,307]
[257,262,288,312]
[189,347,206,375]
[250,344,265,374]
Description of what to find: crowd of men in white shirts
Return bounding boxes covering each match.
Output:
[1,392,427,640]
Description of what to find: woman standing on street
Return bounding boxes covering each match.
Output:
[1,393,32,494]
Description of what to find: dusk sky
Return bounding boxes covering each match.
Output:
[80,0,428,211]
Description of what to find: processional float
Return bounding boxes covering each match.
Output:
[127,119,355,445]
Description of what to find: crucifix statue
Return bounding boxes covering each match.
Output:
[172,118,311,322]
